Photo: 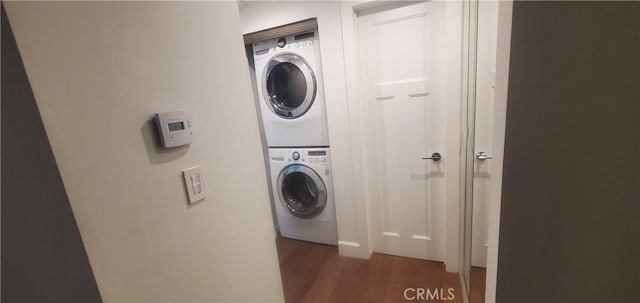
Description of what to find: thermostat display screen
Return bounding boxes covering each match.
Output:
[168,121,185,132]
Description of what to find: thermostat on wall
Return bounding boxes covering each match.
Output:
[154,111,194,148]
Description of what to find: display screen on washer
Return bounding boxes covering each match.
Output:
[308,151,326,156]
[279,165,327,218]
[167,121,185,132]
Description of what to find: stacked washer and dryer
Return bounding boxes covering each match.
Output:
[252,29,338,245]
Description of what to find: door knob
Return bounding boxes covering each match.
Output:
[422,152,442,162]
[476,152,492,161]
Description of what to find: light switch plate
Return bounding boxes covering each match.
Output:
[183,165,207,204]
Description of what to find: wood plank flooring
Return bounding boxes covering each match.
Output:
[469,267,487,303]
[276,237,464,303]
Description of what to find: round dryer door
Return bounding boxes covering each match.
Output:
[263,53,317,119]
[277,164,327,218]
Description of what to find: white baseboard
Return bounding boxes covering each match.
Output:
[337,241,371,259]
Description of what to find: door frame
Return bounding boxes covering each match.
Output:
[339,0,513,302]
[483,1,512,302]
[340,0,466,272]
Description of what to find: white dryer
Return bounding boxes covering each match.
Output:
[253,30,329,147]
[268,147,337,245]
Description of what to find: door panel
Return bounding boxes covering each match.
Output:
[358,1,446,261]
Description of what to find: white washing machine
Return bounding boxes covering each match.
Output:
[253,30,329,147]
[268,147,337,245]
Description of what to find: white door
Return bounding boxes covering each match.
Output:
[358,1,448,261]
[471,0,499,268]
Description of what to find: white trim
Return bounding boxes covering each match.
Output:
[459,0,478,293]
[338,241,370,259]
[444,0,465,274]
[460,272,471,303]
[338,240,361,248]
[338,1,374,260]
[484,1,513,302]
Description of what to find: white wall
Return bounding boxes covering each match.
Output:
[4,2,284,302]
[240,1,371,258]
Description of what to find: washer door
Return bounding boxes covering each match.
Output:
[277,164,327,218]
[263,53,317,119]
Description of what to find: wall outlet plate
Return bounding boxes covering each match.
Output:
[182,165,207,204]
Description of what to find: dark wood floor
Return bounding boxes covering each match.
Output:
[469,267,486,303]
[276,237,464,303]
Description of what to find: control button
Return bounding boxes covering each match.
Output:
[295,42,300,48]
[277,38,286,48]
[292,151,300,160]
[315,158,319,162]
[322,158,326,163]
[309,40,315,45]
[302,41,307,46]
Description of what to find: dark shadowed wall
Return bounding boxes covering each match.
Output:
[497,2,640,303]
[1,5,102,303]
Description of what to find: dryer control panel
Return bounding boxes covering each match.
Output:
[253,30,318,58]
[288,150,329,166]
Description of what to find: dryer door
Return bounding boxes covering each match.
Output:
[263,53,317,119]
[277,164,327,218]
